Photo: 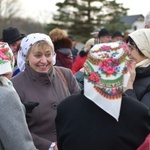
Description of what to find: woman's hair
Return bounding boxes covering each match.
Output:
[126,36,145,56]
[49,28,68,42]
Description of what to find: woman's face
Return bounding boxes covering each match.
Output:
[127,42,146,63]
[27,43,54,73]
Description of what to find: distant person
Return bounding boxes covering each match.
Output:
[68,35,78,62]
[12,33,81,150]
[72,38,94,74]
[0,42,37,150]
[98,28,112,43]
[56,41,150,150]
[0,27,25,77]
[49,28,73,69]
[111,31,124,42]
[144,10,150,28]
[91,29,100,38]
[91,29,100,44]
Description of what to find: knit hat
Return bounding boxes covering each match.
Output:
[129,29,150,58]
[0,42,14,75]
[84,38,95,52]
[84,41,130,121]
[17,33,55,72]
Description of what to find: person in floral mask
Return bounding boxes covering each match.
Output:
[55,41,150,150]
[0,42,37,150]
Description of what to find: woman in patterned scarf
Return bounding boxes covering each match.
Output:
[0,42,37,150]
[55,41,150,150]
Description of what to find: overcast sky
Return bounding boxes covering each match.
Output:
[20,0,150,23]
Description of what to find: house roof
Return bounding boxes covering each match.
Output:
[121,14,144,26]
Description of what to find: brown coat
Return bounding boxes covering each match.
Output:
[11,65,81,150]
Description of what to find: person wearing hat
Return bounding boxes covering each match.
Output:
[11,33,81,150]
[0,42,37,150]
[55,41,150,150]
[68,35,78,62]
[1,27,25,76]
[98,28,112,43]
[49,28,73,69]
[124,29,150,108]
[111,31,124,42]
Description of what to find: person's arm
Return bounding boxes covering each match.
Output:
[124,61,137,98]
[124,61,150,108]
[72,56,82,74]
[67,68,81,93]
[60,67,81,94]
[0,90,37,150]
[138,89,150,108]
[74,68,84,90]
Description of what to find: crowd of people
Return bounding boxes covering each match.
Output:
[0,10,150,150]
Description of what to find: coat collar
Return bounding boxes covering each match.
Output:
[25,64,57,83]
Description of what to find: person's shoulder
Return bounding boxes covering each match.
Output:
[11,71,26,82]
[58,92,83,109]
[0,86,12,96]
[122,94,149,113]
[0,86,8,100]
[0,86,18,104]
[55,66,72,75]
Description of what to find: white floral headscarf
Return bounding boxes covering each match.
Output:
[17,33,55,72]
[0,42,15,89]
[84,41,130,121]
[129,29,150,58]
[0,42,14,75]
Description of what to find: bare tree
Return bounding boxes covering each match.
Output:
[0,0,21,35]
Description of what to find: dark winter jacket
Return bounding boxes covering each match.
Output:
[56,91,150,150]
[125,66,150,108]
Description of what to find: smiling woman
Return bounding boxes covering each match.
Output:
[11,33,81,150]
[124,29,150,108]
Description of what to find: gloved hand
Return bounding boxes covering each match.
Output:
[23,102,39,113]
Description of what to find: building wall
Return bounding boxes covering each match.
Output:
[126,20,145,33]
